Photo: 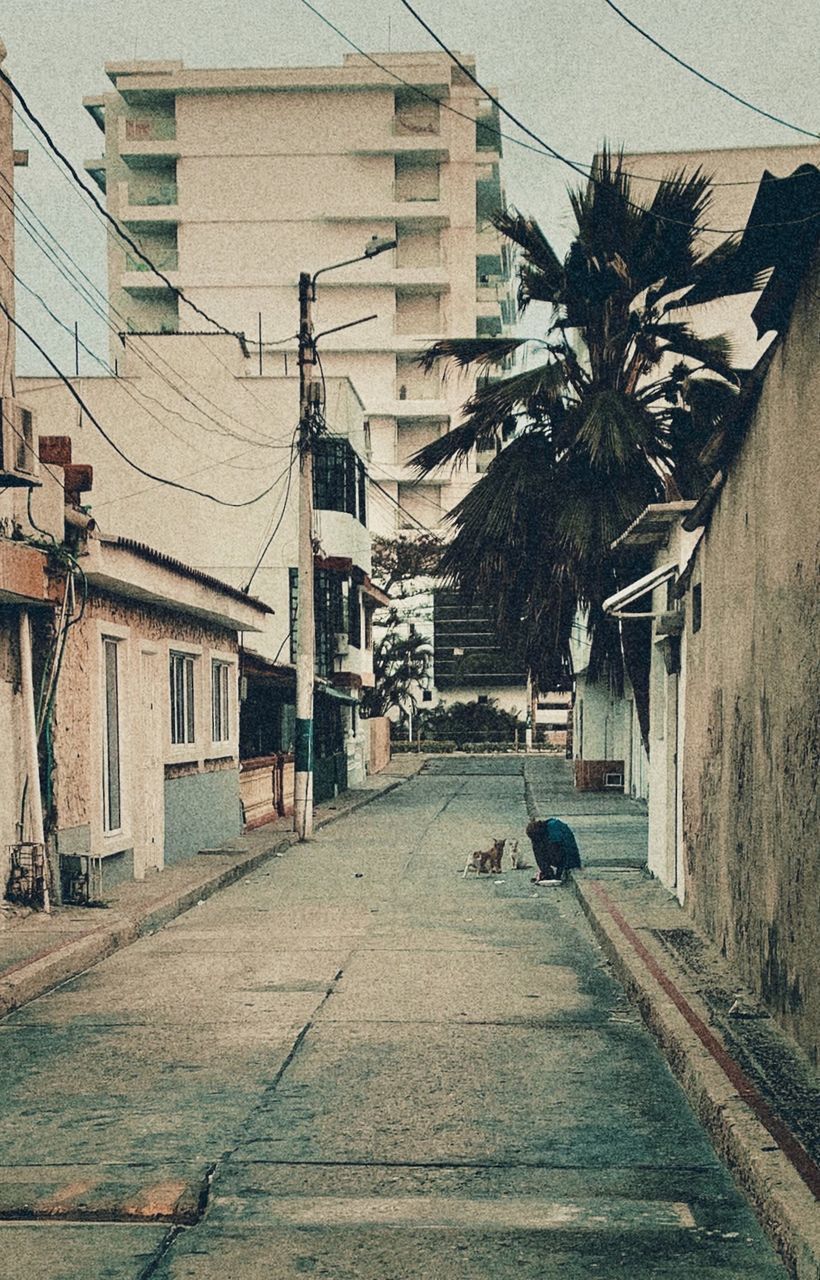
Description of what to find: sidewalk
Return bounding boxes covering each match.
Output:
[518,754,820,1279]
[572,870,820,1279]
[0,754,423,1022]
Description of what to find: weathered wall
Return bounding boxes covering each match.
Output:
[164,764,240,864]
[367,716,391,776]
[682,263,820,1063]
[52,586,240,877]
[0,614,23,892]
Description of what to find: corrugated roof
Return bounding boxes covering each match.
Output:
[102,536,272,613]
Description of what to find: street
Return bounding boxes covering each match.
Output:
[0,758,786,1278]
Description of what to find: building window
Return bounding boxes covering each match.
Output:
[102,638,122,833]
[211,660,231,743]
[348,584,362,650]
[170,651,196,745]
[422,689,432,702]
[692,582,702,634]
[477,694,489,705]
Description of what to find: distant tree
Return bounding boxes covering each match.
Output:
[361,616,429,719]
[421,698,523,747]
[371,533,441,597]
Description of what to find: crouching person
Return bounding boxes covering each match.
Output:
[525,817,581,884]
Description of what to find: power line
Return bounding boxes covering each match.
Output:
[1,299,297,509]
[296,0,818,192]
[0,176,288,451]
[245,429,299,592]
[600,0,820,141]
[0,67,250,340]
[394,0,820,235]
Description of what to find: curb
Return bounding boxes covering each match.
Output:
[573,873,820,1280]
[0,765,417,1022]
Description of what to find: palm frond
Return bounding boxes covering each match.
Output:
[670,236,771,309]
[416,336,526,377]
[571,390,656,468]
[411,418,503,473]
[653,322,738,380]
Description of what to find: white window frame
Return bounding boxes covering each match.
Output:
[168,643,202,762]
[93,619,132,857]
[210,655,232,747]
[102,635,123,835]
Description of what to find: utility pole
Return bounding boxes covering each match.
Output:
[0,39,15,407]
[294,270,316,840]
[292,236,396,841]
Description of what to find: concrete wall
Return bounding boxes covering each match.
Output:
[0,615,24,893]
[52,587,241,881]
[367,716,391,775]
[681,262,820,1063]
[164,764,240,864]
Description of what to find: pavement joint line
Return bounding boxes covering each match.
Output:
[223,1157,721,1172]
[0,764,423,1023]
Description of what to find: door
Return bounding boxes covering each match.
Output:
[135,648,164,877]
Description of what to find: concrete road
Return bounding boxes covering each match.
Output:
[0,758,786,1278]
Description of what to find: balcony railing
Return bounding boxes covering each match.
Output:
[127,183,178,207]
[124,117,176,142]
[392,116,440,137]
[125,249,179,273]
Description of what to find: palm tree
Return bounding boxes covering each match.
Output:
[412,149,761,745]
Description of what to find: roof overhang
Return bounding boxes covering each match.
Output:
[603,563,677,619]
[85,537,271,632]
[611,503,695,551]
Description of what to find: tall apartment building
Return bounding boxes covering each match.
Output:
[82,50,515,538]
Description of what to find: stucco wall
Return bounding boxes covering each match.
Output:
[52,586,240,877]
[681,264,820,1063]
[164,765,241,864]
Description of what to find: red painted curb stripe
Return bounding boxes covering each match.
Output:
[587,880,820,1201]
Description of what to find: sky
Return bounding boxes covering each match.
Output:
[1,0,818,374]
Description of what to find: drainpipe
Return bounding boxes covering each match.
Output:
[18,608,49,912]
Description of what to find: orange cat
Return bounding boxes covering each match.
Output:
[463,838,505,878]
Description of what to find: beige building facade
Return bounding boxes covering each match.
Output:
[82,51,513,537]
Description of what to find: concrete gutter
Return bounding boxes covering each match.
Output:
[573,871,820,1280]
[0,758,423,1022]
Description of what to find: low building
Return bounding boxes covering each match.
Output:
[604,165,820,1062]
[51,533,269,894]
[19,334,387,812]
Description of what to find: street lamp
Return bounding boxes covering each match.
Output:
[294,235,397,841]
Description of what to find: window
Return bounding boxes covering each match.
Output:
[211,660,231,743]
[348,584,362,650]
[692,583,703,634]
[102,638,122,832]
[422,689,433,703]
[170,651,196,745]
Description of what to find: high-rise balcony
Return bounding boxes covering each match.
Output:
[84,158,107,193]
[118,180,180,226]
[121,249,179,292]
[119,115,179,166]
[353,137,449,159]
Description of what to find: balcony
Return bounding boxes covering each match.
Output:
[118,180,180,226]
[376,399,451,421]
[316,266,449,292]
[354,137,448,159]
[119,115,179,167]
[84,158,107,193]
[121,250,179,292]
[83,96,106,132]
[321,202,448,227]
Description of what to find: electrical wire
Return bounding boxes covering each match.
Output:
[1,177,291,453]
[600,0,819,141]
[0,299,300,509]
[244,428,299,592]
[394,0,820,235]
[0,66,250,339]
[296,0,820,201]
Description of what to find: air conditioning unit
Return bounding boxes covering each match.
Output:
[333,632,350,656]
[604,772,624,789]
[0,398,40,486]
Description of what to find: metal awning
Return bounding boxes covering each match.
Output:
[315,682,359,707]
[603,563,677,619]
